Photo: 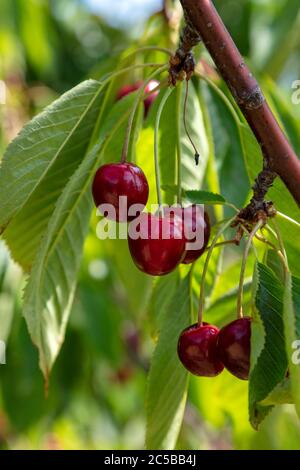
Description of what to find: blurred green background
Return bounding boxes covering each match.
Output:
[1,0,300,450]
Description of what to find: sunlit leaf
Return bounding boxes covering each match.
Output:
[22,98,132,377]
[146,271,192,450]
[283,274,300,418]
[0,80,104,270]
[249,263,288,429]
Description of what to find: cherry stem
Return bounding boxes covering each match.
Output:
[239,224,258,259]
[276,211,300,228]
[204,239,239,253]
[154,86,175,211]
[183,79,201,164]
[264,223,289,271]
[237,220,263,320]
[123,46,173,58]
[270,219,290,274]
[121,65,168,164]
[101,63,165,87]
[189,263,197,323]
[197,72,241,127]
[176,83,183,205]
[198,217,236,326]
[89,63,165,151]
[254,233,289,273]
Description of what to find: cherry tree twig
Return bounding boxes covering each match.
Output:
[178,0,300,209]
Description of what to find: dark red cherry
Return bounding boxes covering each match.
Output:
[116,80,159,116]
[128,212,185,276]
[116,82,142,101]
[164,205,210,264]
[216,317,251,380]
[143,80,159,115]
[92,162,149,222]
[181,206,210,264]
[177,323,224,377]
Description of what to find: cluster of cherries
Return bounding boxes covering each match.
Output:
[178,317,251,380]
[92,80,210,275]
[92,80,252,382]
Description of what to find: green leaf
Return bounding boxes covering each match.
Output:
[161,186,226,206]
[262,0,300,79]
[179,80,209,190]
[145,89,177,205]
[148,270,179,337]
[260,377,293,406]
[206,281,252,327]
[240,124,300,276]
[249,263,288,429]
[161,184,180,199]
[22,98,131,377]
[263,78,300,153]
[197,80,223,221]
[283,274,300,418]
[139,81,209,208]
[206,85,249,210]
[178,80,209,191]
[265,249,286,284]
[0,79,104,270]
[191,240,223,320]
[185,190,226,205]
[145,271,192,450]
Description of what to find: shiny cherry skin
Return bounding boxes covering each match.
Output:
[143,80,159,115]
[177,323,224,377]
[92,162,149,222]
[116,82,142,101]
[216,317,251,380]
[181,206,210,264]
[116,80,159,116]
[164,205,210,264]
[128,212,185,276]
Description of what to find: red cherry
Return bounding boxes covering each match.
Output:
[164,205,210,264]
[116,80,159,116]
[182,206,210,264]
[216,317,251,380]
[144,80,159,116]
[92,162,149,222]
[116,82,142,101]
[177,323,224,377]
[128,212,185,276]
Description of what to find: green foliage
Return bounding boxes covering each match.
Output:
[185,190,226,205]
[249,263,288,429]
[25,95,135,376]
[146,271,192,450]
[0,0,300,451]
[283,274,300,418]
[0,80,104,270]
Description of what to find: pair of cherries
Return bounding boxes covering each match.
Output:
[92,161,210,275]
[178,317,251,380]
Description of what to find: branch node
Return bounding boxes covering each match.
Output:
[168,24,201,85]
[235,85,265,110]
[233,165,277,228]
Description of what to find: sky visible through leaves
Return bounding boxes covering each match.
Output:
[85,0,162,28]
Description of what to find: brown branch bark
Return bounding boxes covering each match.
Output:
[179,0,300,207]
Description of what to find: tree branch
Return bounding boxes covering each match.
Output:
[179,0,300,207]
